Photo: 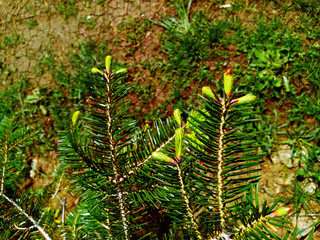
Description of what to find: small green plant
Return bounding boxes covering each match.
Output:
[80,15,97,28]
[290,0,320,18]
[291,141,320,212]
[1,33,25,47]
[24,87,48,115]
[38,51,55,73]
[232,15,302,99]
[249,47,290,90]
[145,0,229,121]
[152,0,228,67]
[27,19,37,29]
[117,17,151,56]
[55,0,77,19]
[0,79,27,119]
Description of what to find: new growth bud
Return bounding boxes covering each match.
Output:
[114,68,128,75]
[202,86,216,100]
[267,206,292,218]
[175,127,184,159]
[224,69,233,98]
[151,151,172,163]
[144,124,150,132]
[91,67,102,74]
[105,55,112,71]
[173,109,182,126]
[236,93,257,104]
[72,111,80,126]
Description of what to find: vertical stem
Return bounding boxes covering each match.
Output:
[104,73,130,240]
[177,164,202,239]
[0,147,7,194]
[217,100,226,231]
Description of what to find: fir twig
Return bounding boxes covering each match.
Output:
[0,116,51,239]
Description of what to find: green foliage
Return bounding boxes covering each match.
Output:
[286,141,320,214]
[152,1,228,69]
[59,57,166,239]
[67,40,114,95]
[117,17,151,56]
[54,0,77,19]
[1,51,317,238]
[57,56,304,239]
[80,16,97,28]
[0,116,35,190]
[296,143,320,183]
[144,0,229,120]
[27,19,37,29]
[249,47,290,90]
[0,116,54,239]
[290,0,320,18]
[0,79,26,119]
[1,33,25,47]
[234,17,302,98]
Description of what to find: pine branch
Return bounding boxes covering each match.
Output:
[1,193,52,240]
[170,70,263,237]
[0,116,51,239]
[125,118,178,177]
[228,186,292,240]
[61,57,297,239]
[61,57,155,239]
[176,163,203,239]
[0,146,8,195]
[100,63,130,240]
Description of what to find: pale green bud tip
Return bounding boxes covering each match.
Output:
[144,124,150,132]
[72,111,80,126]
[267,206,292,218]
[237,93,257,104]
[54,209,60,218]
[173,109,182,125]
[105,55,112,70]
[114,68,127,75]
[224,69,233,96]
[202,86,215,99]
[91,67,102,74]
[175,128,184,158]
[151,151,172,162]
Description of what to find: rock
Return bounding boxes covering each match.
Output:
[271,144,299,168]
[304,180,317,194]
[292,210,317,238]
[275,173,294,186]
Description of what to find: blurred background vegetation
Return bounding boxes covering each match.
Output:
[0,0,319,237]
